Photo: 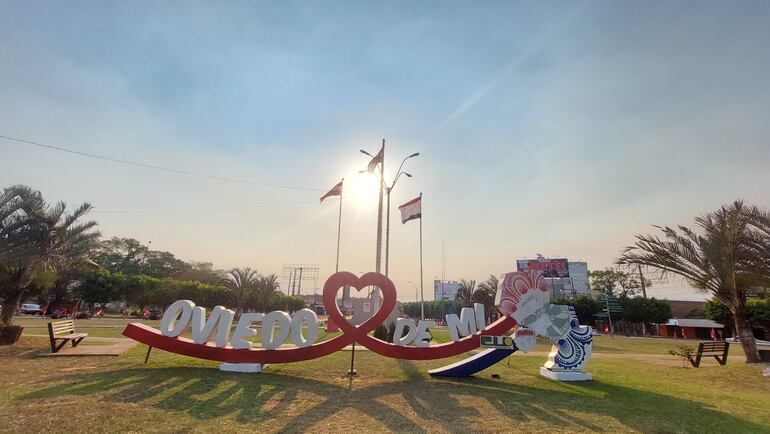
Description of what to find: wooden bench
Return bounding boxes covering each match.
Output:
[688,341,729,367]
[47,320,88,353]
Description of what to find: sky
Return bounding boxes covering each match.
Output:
[1,1,769,301]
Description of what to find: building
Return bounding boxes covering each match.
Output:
[666,299,707,318]
[541,262,591,298]
[434,280,460,301]
[659,318,724,340]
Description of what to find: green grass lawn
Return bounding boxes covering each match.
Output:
[1,321,769,433]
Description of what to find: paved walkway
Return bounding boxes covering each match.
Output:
[24,333,139,356]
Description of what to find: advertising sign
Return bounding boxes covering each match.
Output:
[516,257,569,278]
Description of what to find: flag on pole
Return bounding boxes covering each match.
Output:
[320,181,343,203]
[398,195,422,224]
[367,145,384,173]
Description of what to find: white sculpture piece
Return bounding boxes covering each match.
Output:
[496,270,593,381]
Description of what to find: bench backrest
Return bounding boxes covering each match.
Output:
[699,341,728,353]
[50,320,76,337]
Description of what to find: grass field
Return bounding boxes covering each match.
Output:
[1,319,769,433]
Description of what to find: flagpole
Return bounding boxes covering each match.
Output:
[336,178,343,273]
[419,192,424,320]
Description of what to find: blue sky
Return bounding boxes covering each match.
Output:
[1,1,769,300]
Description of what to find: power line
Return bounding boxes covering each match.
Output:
[0,134,324,192]
[91,200,319,214]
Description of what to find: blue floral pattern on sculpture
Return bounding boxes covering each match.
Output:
[554,325,593,369]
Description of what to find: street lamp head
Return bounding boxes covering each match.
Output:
[360,149,373,157]
[403,172,412,177]
[409,152,420,158]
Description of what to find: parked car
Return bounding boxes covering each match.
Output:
[74,311,92,319]
[20,303,44,316]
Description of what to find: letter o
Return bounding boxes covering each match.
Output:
[261,311,292,349]
[160,300,195,337]
[290,309,318,347]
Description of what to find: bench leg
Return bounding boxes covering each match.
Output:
[48,323,58,353]
[72,337,85,348]
[144,346,153,364]
[693,353,702,368]
[52,339,68,353]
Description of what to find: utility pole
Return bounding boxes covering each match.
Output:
[638,264,647,298]
[297,267,304,296]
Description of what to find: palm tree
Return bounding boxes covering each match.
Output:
[617,200,770,363]
[454,279,476,308]
[256,273,280,311]
[0,185,100,326]
[223,267,259,315]
[473,275,499,321]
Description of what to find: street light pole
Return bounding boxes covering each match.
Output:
[375,140,385,311]
[361,142,419,311]
[384,153,419,277]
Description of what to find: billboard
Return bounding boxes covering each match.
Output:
[516,257,570,278]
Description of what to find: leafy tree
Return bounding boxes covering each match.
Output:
[0,185,100,326]
[90,237,147,275]
[401,299,459,321]
[618,296,671,325]
[172,262,223,285]
[618,200,770,363]
[74,269,127,307]
[91,237,190,278]
[454,279,475,308]
[552,295,603,325]
[589,268,651,297]
[142,250,190,278]
[706,298,770,339]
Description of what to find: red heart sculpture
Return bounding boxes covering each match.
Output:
[322,271,397,341]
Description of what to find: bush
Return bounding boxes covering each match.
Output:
[668,344,696,368]
[373,325,387,341]
[386,322,397,342]
[552,296,602,324]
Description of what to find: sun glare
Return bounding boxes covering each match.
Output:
[348,173,380,209]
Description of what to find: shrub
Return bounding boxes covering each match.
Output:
[373,325,388,341]
[668,345,696,368]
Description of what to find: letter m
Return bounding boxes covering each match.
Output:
[445,307,478,341]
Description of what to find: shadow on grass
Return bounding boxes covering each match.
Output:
[19,363,767,432]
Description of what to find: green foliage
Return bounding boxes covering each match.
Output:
[172,262,223,285]
[589,268,651,297]
[618,296,672,324]
[472,275,498,320]
[553,295,603,324]
[373,324,387,341]
[401,299,460,320]
[553,295,671,328]
[91,237,191,278]
[454,279,475,307]
[387,322,397,342]
[704,299,732,326]
[668,344,696,368]
[0,184,100,325]
[705,298,770,333]
[74,269,128,306]
[617,200,770,362]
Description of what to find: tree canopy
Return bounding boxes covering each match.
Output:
[617,200,770,363]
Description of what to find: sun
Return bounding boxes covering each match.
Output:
[348,173,381,209]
